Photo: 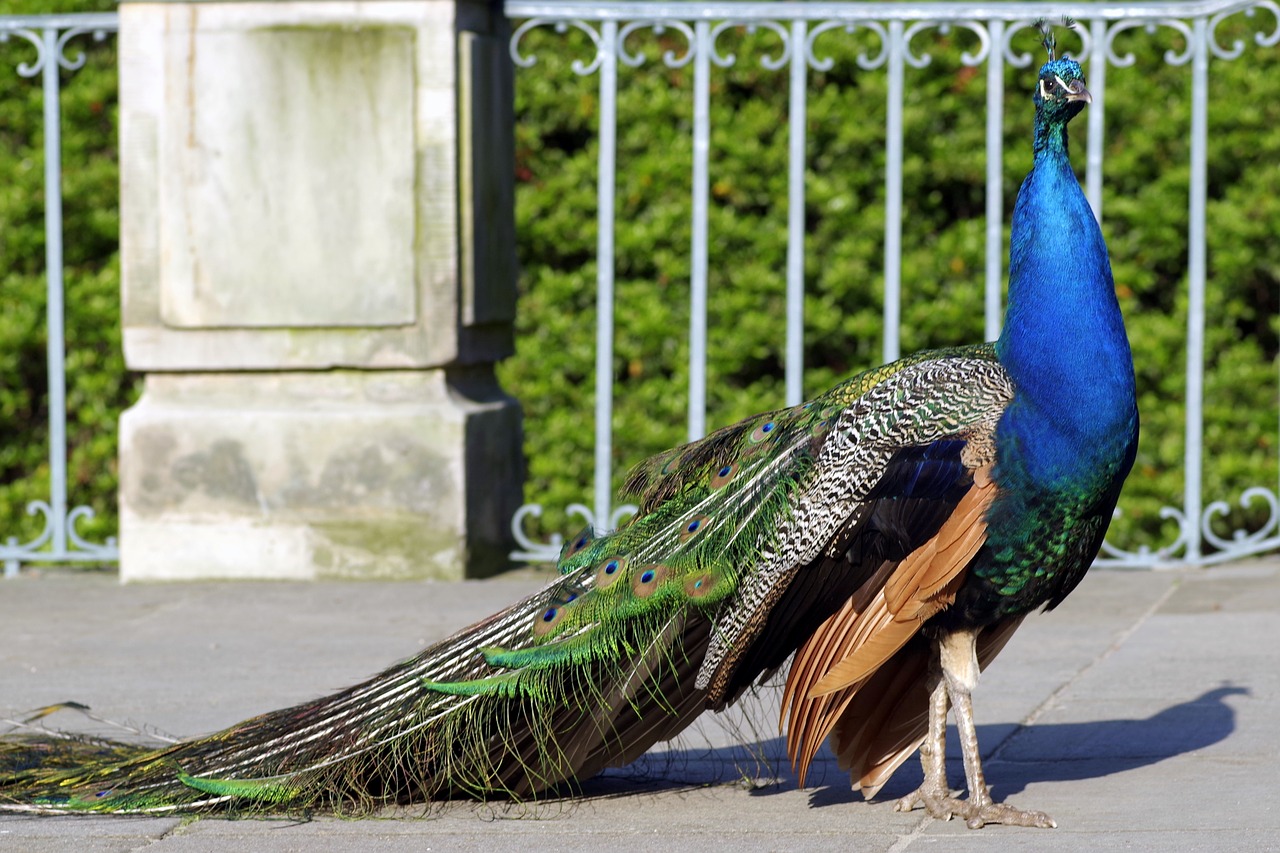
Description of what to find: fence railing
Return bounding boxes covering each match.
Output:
[3,4,1278,575]
[504,0,1280,567]
[0,14,119,577]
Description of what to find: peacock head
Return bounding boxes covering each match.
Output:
[1033,19,1091,125]
[1034,58,1092,124]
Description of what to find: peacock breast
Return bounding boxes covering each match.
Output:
[951,404,1136,624]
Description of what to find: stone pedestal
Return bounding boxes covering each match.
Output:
[117,0,522,580]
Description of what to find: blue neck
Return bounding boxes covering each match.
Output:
[994,123,1136,489]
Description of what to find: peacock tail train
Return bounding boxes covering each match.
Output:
[0,346,1015,814]
[1,29,1136,825]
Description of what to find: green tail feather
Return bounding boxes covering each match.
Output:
[176,770,301,804]
[422,671,527,698]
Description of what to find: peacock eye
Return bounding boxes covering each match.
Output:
[1043,79,1057,94]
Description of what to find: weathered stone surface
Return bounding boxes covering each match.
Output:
[119,370,523,581]
[116,0,522,580]
[118,0,516,370]
[159,23,418,329]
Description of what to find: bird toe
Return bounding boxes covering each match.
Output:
[959,800,1056,829]
[894,785,961,821]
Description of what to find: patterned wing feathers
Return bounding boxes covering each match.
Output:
[809,471,994,696]
[781,471,996,783]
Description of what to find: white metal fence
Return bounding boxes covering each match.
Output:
[503,0,1280,567]
[2,3,1278,574]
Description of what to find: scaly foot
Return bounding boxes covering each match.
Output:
[895,787,1054,829]
[955,799,1056,830]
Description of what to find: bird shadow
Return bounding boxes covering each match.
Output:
[822,684,1248,806]
[585,685,1248,806]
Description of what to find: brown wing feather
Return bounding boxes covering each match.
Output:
[829,634,932,791]
[781,471,996,783]
[779,562,897,780]
[882,479,992,618]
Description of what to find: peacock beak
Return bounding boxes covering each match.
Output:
[1064,83,1092,104]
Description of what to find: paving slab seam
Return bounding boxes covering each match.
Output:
[883,815,934,853]
[988,574,1182,760]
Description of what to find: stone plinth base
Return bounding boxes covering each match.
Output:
[118,370,521,581]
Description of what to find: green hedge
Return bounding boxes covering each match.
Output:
[2,9,1277,563]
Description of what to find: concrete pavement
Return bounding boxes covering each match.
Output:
[1,559,1277,851]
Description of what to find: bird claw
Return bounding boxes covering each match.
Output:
[894,787,1055,829]
[960,801,1056,829]
[894,784,959,821]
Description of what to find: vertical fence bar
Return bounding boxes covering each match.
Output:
[1085,17,1106,221]
[984,18,1005,342]
[593,20,619,530]
[1183,16,1209,562]
[1,17,122,575]
[882,19,904,363]
[785,19,807,406]
[41,26,69,564]
[688,20,711,440]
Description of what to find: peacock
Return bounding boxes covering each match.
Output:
[0,24,1135,829]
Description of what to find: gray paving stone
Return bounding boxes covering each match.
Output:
[1,560,1277,851]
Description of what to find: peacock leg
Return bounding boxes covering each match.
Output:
[939,628,1056,829]
[894,652,955,818]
